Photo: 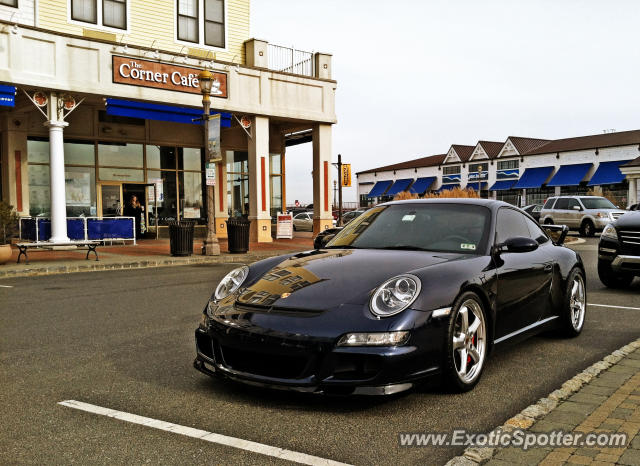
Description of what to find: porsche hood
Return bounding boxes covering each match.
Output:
[236,248,470,310]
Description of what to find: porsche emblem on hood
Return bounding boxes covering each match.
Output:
[280,292,291,299]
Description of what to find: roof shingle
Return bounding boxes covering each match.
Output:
[524,129,640,155]
[356,154,446,175]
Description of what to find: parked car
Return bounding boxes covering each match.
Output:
[522,204,543,222]
[195,199,585,395]
[598,211,640,288]
[292,211,313,231]
[540,196,626,237]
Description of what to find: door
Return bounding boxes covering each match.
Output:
[99,184,122,217]
[123,184,147,238]
[566,198,582,228]
[494,207,554,339]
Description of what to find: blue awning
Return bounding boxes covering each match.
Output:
[436,183,459,193]
[367,180,393,198]
[489,180,517,190]
[105,98,232,126]
[467,182,488,191]
[547,163,593,187]
[385,178,414,196]
[409,176,436,194]
[588,160,633,186]
[513,166,555,189]
[0,85,16,107]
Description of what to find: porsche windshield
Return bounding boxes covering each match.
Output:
[326,203,491,254]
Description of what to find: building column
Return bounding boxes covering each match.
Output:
[46,118,69,243]
[629,178,637,207]
[248,116,272,242]
[2,116,29,215]
[214,155,228,239]
[312,123,333,235]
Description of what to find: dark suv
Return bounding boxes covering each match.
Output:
[598,212,640,287]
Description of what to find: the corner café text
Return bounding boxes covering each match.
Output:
[119,61,199,89]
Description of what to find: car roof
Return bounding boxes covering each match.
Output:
[380,198,513,211]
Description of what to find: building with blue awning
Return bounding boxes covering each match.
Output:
[409,177,436,195]
[357,129,640,208]
[385,178,414,197]
[367,180,393,198]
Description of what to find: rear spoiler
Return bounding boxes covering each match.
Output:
[541,224,569,246]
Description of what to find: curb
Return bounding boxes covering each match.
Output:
[445,337,640,465]
[0,250,307,280]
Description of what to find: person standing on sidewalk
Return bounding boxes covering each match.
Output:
[123,195,143,239]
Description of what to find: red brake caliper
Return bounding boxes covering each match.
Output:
[467,335,476,364]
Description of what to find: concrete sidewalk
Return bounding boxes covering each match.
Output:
[0,236,314,279]
[448,338,640,466]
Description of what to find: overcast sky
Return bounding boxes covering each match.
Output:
[251,0,640,204]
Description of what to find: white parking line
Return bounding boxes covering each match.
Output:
[0,285,13,288]
[58,400,351,466]
[588,303,640,311]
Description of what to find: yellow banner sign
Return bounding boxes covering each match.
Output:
[342,164,352,187]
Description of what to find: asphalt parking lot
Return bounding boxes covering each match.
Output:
[2,236,640,465]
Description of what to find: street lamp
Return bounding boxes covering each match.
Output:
[199,68,220,255]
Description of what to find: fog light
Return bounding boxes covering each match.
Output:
[337,331,410,347]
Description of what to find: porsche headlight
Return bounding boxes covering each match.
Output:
[601,224,618,241]
[214,266,249,300]
[370,274,421,317]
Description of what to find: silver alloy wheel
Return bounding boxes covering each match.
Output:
[452,298,487,384]
[569,274,586,331]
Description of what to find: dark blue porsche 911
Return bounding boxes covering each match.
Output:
[194,199,585,395]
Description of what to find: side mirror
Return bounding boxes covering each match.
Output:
[572,206,582,211]
[314,234,336,249]
[496,236,539,254]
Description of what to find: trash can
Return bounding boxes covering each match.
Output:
[226,217,251,253]
[168,220,195,256]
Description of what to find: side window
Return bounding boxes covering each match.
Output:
[543,198,555,209]
[525,216,549,244]
[294,213,304,219]
[567,198,580,210]
[554,198,569,210]
[496,208,531,243]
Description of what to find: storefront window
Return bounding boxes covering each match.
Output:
[98,142,143,167]
[27,139,98,217]
[270,176,282,217]
[27,139,49,163]
[147,146,177,170]
[179,171,204,222]
[179,147,202,171]
[270,153,281,175]
[64,141,95,165]
[227,151,249,217]
[65,166,97,216]
[28,164,50,216]
[147,170,177,225]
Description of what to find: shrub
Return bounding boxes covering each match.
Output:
[0,201,19,245]
[424,187,481,199]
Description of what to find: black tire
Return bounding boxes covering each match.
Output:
[560,268,587,337]
[580,220,595,237]
[598,260,634,288]
[443,291,488,392]
[544,218,554,225]
[293,224,297,232]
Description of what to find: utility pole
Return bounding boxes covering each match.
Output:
[333,180,337,210]
[338,153,343,226]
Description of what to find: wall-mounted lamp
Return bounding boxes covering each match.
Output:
[555,152,560,160]
[414,168,417,173]
[9,12,19,34]
[148,40,160,59]
[393,170,396,175]
[595,148,599,156]
[438,166,441,171]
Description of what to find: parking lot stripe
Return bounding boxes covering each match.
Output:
[58,400,351,466]
[0,285,13,288]
[588,303,640,311]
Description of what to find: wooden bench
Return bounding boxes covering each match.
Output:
[16,240,100,265]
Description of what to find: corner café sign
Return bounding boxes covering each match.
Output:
[112,56,227,98]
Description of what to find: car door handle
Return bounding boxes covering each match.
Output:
[543,263,553,272]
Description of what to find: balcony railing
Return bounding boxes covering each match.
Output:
[267,44,314,77]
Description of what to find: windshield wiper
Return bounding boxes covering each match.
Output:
[372,245,433,252]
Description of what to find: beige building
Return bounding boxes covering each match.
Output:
[0,0,337,243]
